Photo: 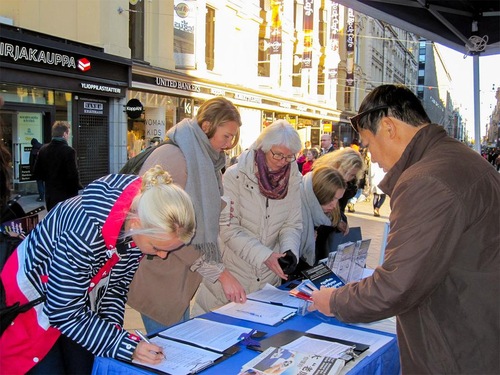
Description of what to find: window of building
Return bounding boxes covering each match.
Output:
[317,56,325,95]
[205,6,215,71]
[293,1,303,88]
[344,87,352,110]
[258,1,270,77]
[129,0,144,61]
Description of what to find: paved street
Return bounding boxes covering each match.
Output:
[15,193,391,333]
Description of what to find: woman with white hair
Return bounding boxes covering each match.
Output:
[191,120,303,315]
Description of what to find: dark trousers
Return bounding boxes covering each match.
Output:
[36,180,45,200]
[27,334,94,375]
[373,193,386,209]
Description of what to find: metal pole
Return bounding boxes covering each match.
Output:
[473,54,481,153]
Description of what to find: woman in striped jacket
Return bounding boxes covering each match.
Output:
[0,165,195,374]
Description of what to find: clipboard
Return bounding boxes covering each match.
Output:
[249,329,370,360]
[130,338,239,375]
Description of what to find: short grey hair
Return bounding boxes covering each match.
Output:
[251,119,301,153]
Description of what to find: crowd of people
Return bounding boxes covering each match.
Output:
[1,85,499,374]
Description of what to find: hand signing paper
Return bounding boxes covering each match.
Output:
[132,341,165,365]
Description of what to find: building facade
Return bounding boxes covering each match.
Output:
[1,0,422,193]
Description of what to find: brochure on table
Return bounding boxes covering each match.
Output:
[239,346,346,375]
[213,299,296,326]
[327,239,371,284]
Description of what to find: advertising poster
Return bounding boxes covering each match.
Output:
[270,0,283,54]
[174,0,197,68]
[346,8,355,86]
[302,0,314,69]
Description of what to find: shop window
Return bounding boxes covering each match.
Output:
[206,6,215,71]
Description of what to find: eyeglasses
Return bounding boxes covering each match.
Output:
[349,105,389,133]
[270,149,296,163]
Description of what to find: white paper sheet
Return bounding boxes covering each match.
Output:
[282,336,353,358]
[247,283,302,308]
[213,299,296,325]
[132,336,222,375]
[158,318,253,352]
[348,316,397,335]
[307,323,393,355]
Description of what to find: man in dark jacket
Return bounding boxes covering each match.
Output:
[29,138,44,202]
[33,121,82,211]
[310,84,500,374]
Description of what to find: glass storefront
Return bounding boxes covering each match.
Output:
[1,83,72,193]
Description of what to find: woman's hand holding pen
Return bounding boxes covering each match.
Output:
[133,341,165,365]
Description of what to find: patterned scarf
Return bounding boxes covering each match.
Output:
[254,149,291,200]
[166,119,226,263]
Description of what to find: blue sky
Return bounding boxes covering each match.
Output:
[436,44,499,137]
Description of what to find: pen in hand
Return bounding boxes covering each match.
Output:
[135,329,166,359]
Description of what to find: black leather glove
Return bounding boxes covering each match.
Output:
[278,250,298,275]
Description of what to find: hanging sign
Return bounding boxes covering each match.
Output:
[126,98,144,119]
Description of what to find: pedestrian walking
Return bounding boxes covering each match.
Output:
[33,121,82,211]
[29,138,44,202]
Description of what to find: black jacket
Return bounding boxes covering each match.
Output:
[33,138,82,210]
[29,139,43,174]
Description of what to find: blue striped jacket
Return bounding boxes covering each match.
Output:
[15,174,143,361]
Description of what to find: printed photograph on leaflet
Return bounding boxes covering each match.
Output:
[239,346,345,375]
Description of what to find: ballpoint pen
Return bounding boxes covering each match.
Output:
[134,329,167,359]
[236,309,263,318]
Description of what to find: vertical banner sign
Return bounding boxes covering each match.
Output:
[174,0,196,69]
[330,2,340,53]
[145,107,166,141]
[270,0,283,54]
[329,1,341,81]
[346,8,355,86]
[302,0,314,69]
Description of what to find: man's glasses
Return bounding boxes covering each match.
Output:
[270,149,296,163]
[349,105,389,133]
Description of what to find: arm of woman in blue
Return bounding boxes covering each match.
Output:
[42,222,149,360]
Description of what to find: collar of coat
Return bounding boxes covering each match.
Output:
[380,124,447,196]
[101,178,142,250]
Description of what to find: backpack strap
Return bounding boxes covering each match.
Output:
[119,138,177,175]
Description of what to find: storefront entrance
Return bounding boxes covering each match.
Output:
[0,105,53,195]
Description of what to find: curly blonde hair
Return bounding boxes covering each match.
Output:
[129,165,196,243]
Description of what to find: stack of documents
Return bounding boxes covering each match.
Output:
[246,283,302,308]
[132,318,253,374]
